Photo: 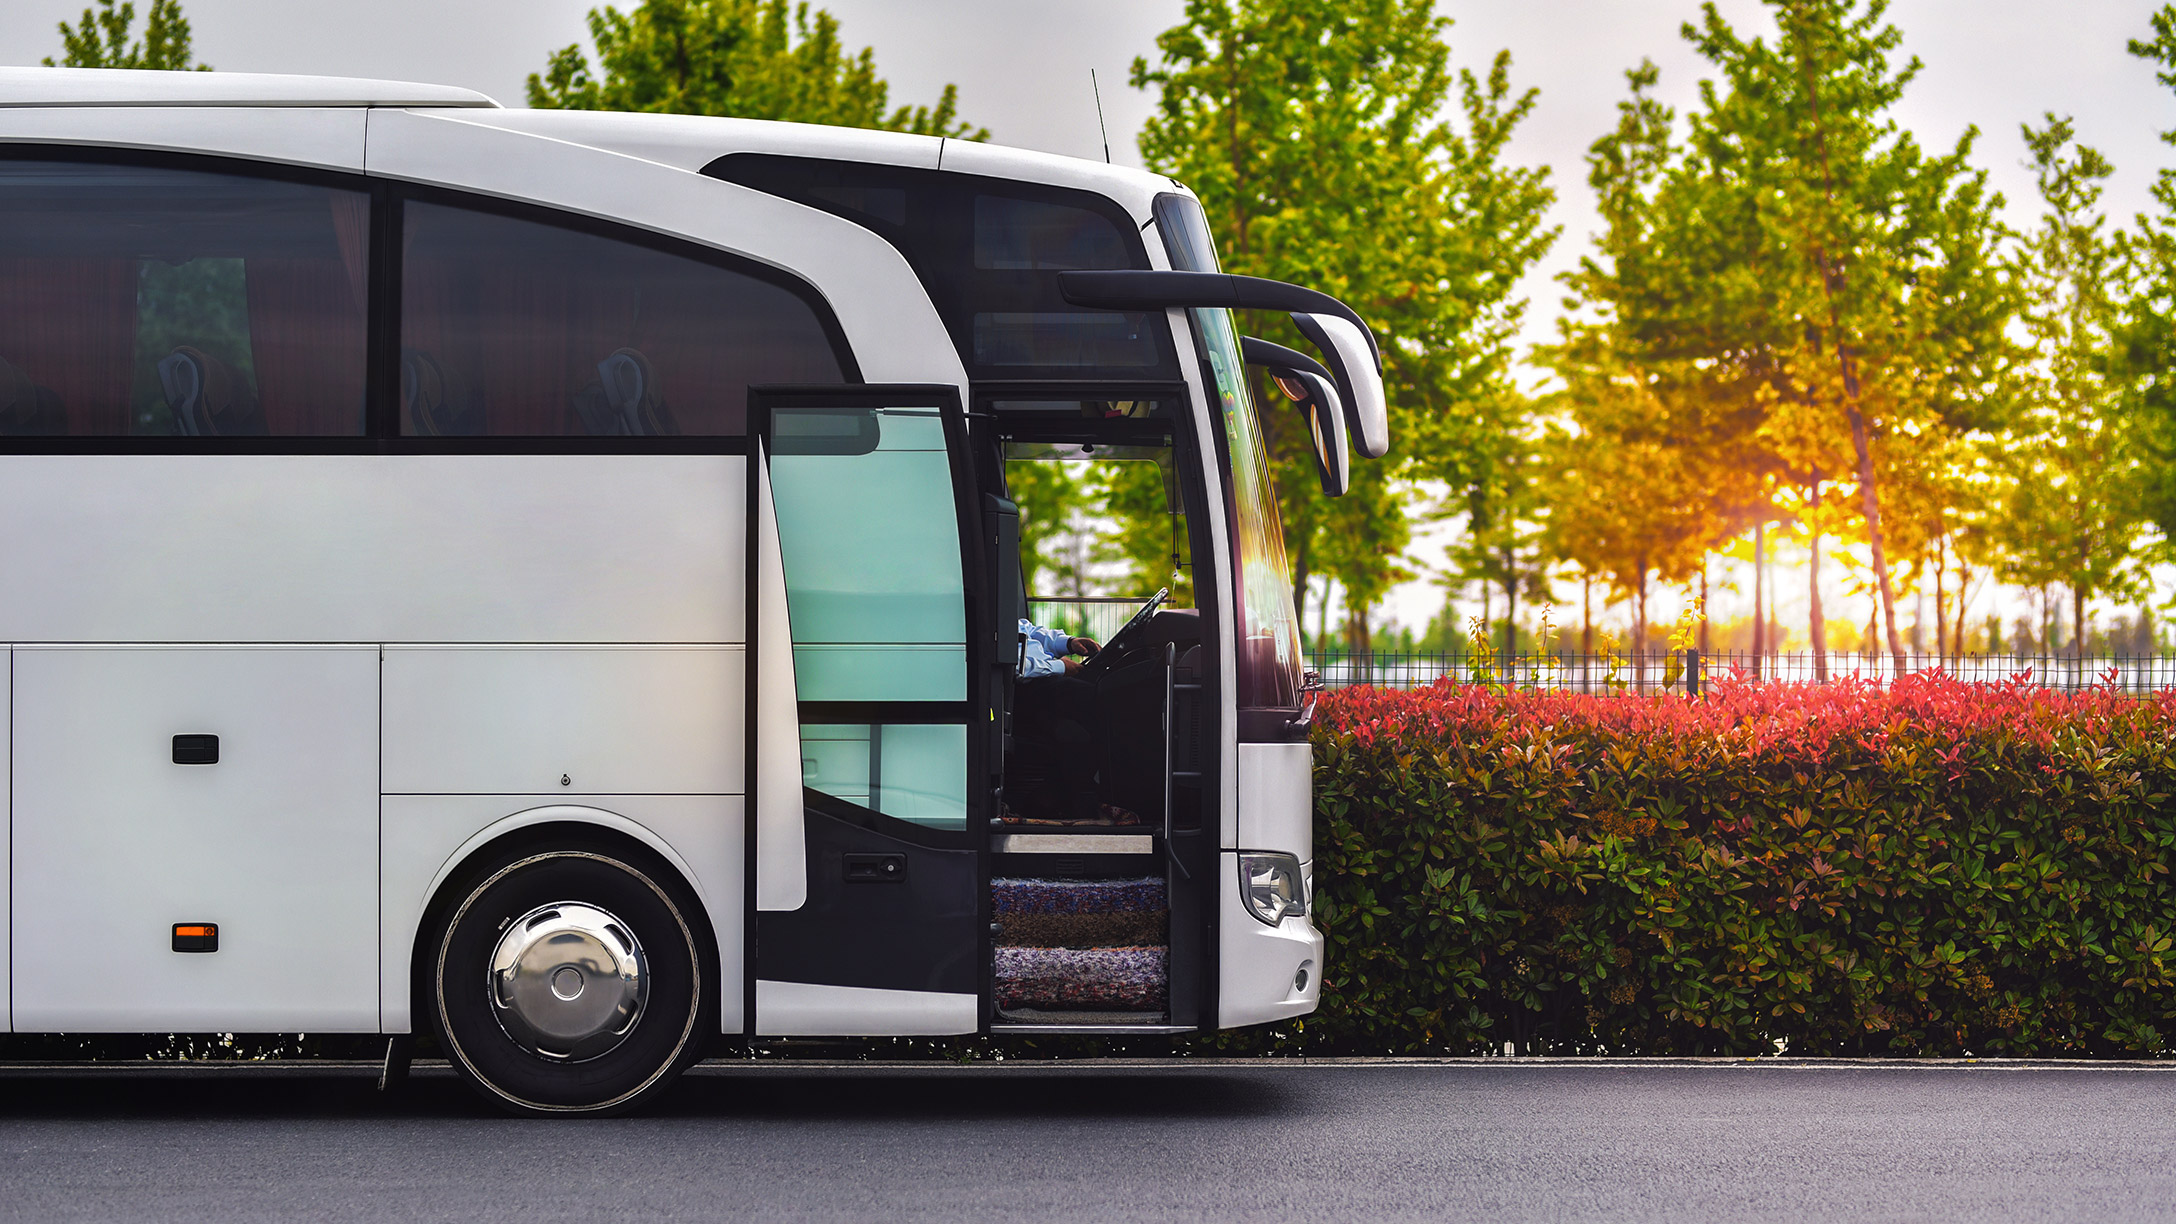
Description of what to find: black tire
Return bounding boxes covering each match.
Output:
[431,846,712,1117]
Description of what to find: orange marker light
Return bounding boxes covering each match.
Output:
[172,923,218,953]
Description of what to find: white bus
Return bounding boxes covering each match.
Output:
[0,67,1389,1115]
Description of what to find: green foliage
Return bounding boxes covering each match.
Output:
[1130,0,1555,642]
[1552,1,2012,674]
[2119,7,2176,548]
[45,0,206,70]
[528,0,985,138]
[1281,677,2176,1056]
[1994,117,2151,636]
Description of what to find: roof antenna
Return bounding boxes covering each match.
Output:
[1091,68,1112,164]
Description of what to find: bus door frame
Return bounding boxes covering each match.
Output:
[971,380,1220,1031]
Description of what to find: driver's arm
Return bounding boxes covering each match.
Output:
[1020,619,1073,657]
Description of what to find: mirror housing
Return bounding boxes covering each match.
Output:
[1056,269,1392,460]
[1291,313,1388,459]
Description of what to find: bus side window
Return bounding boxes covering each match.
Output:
[399,202,846,437]
[0,158,369,437]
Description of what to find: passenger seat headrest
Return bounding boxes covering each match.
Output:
[576,347,678,437]
[158,346,264,437]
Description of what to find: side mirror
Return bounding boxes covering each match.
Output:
[1272,369,1350,497]
[1291,312,1388,459]
[1242,336,1350,497]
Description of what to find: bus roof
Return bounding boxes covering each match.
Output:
[0,66,498,109]
[0,67,1184,211]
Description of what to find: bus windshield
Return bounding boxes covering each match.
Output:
[1195,305,1303,710]
[1154,193,1303,712]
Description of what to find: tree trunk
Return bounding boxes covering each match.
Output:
[1633,560,1650,689]
[1699,562,1711,656]
[1953,566,1971,658]
[1315,578,1329,653]
[1753,521,1766,680]
[2074,584,2087,687]
[1582,574,1594,656]
[1502,545,1518,670]
[1843,383,1909,675]
[1810,485,1828,682]
[1794,30,1908,677]
[1346,600,1372,661]
[1291,542,1310,650]
[1934,535,1949,664]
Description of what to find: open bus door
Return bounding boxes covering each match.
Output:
[747,385,987,1035]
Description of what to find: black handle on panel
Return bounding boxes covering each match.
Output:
[172,734,219,765]
[843,853,906,883]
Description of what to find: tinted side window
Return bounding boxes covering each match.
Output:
[400,202,845,436]
[0,159,369,437]
[706,155,1176,382]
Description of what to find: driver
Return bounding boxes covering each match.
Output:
[1010,618,1118,824]
[1017,619,1099,677]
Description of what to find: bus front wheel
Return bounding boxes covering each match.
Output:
[431,846,709,1117]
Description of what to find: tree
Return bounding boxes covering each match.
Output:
[529,0,984,138]
[1557,5,2007,679]
[1991,117,2150,656]
[2119,7,2176,549]
[45,0,206,70]
[1130,0,1555,645]
[1444,383,1554,661]
[1548,61,1777,672]
[1541,341,1719,669]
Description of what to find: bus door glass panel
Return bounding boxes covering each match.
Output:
[770,404,967,826]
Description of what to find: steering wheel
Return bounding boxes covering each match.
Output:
[1081,587,1169,674]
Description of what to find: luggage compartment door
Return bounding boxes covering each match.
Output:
[11,647,380,1032]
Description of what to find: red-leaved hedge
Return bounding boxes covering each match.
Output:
[1296,672,2176,1056]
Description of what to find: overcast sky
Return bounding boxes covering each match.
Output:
[2,0,2169,632]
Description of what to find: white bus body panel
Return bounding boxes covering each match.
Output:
[752,453,806,912]
[382,648,743,796]
[451,108,944,175]
[0,104,365,172]
[12,647,381,1031]
[382,799,743,1035]
[1237,741,1312,861]
[0,67,494,110]
[0,455,742,644]
[754,980,976,1036]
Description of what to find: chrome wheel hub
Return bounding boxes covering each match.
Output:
[488,901,647,1061]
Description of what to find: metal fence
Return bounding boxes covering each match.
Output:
[1020,596,2176,694]
[1310,650,2176,695]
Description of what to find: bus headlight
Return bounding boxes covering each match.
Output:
[1240,853,1307,926]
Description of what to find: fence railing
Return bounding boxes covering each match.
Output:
[1309,650,2176,694]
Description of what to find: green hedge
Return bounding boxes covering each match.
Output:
[1291,673,2176,1057]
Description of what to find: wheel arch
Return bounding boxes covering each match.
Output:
[402,807,725,1040]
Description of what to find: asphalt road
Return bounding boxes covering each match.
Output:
[1,1059,2174,1221]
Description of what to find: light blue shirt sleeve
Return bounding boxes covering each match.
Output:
[1021,619,1072,655]
[1016,618,1072,680]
